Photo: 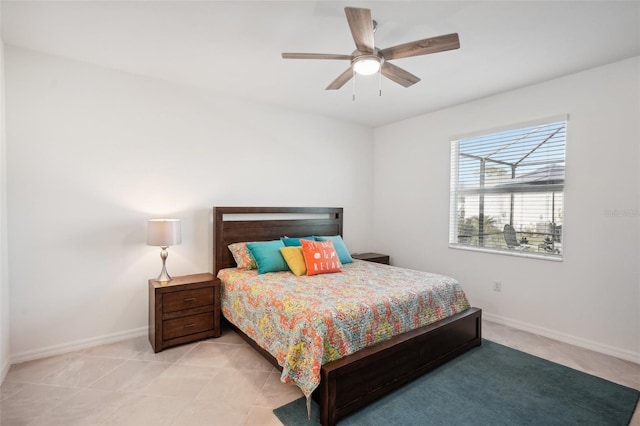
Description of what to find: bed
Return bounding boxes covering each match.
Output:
[213,206,482,425]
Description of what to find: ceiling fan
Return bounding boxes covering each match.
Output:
[282,7,460,90]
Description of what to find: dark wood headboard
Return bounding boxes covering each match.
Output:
[213,207,343,275]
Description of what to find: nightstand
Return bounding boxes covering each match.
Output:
[352,252,390,265]
[148,273,220,353]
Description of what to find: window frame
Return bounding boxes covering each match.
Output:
[448,115,568,261]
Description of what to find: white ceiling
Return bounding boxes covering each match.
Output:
[2,1,639,127]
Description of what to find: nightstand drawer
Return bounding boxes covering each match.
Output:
[163,288,214,313]
[162,312,214,340]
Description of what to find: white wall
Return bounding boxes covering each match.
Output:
[5,46,374,361]
[0,7,11,381]
[373,57,640,362]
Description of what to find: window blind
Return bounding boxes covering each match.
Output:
[449,119,567,259]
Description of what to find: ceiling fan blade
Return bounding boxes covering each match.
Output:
[326,68,354,90]
[282,53,352,60]
[381,62,421,88]
[380,33,460,60]
[345,7,375,53]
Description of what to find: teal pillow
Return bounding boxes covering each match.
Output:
[315,235,353,264]
[246,240,288,274]
[281,236,315,247]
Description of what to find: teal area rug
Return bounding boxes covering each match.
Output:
[273,340,639,425]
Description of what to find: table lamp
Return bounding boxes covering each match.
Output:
[147,218,182,282]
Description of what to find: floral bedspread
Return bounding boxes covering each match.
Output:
[217,260,471,398]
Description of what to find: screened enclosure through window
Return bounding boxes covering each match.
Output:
[449,118,567,259]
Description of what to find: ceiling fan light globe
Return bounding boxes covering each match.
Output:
[352,57,381,76]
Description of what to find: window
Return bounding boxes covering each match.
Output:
[449,118,567,259]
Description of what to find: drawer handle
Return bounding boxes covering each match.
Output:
[184,323,196,328]
[184,297,196,302]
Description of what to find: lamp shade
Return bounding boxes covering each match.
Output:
[147,219,182,247]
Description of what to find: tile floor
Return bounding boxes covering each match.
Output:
[1,320,639,425]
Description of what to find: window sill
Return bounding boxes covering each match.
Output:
[449,244,563,261]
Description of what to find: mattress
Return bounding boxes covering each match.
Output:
[217,260,471,398]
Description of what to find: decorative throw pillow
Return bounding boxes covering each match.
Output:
[281,236,316,247]
[301,239,342,276]
[279,247,307,276]
[246,240,288,274]
[227,242,257,269]
[315,235,353,264]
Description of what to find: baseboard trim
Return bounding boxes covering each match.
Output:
[483,312,640,364]
[10,326,148,365]
[7,316,638,369]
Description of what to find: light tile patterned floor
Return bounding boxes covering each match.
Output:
[1,320,638,425]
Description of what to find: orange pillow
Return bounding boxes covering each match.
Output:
[301,239,342,276]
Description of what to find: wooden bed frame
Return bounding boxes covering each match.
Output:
[213,206,482,425]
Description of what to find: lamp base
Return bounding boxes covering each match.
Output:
[156,246,173,282]
[156,268,172,283]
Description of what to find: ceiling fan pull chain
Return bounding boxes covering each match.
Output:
[352,69,356,101]
[378,68,382,97]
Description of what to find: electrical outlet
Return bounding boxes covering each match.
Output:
[493,281,502,292]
